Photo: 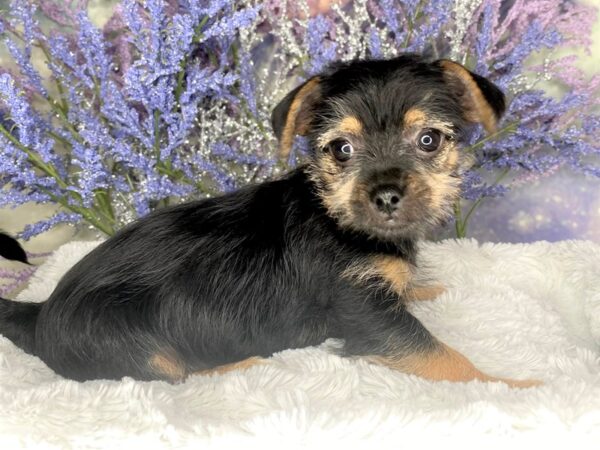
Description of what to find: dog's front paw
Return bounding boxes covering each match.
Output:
[404,284,446,302]
[496,377,543,389]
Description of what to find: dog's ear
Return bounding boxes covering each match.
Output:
[271,76,322,160]
[436,60,506,134]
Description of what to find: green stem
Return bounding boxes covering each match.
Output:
[464,121,519,153]
[175,64,186,105]
[38,43,69,114]
[239,97,271,142]
[39,187,114,236]
[454,167,511,238]
[174,15,210,103]
[454,201,464,238]
[115,189,135,216]
[48,96,86,145]
[153,109,161,161]
[156,162,213,194]
[4,32,117,236]
[458,197,482,237]
[0,122,66,187]
[93,189,116,223]
[453,119,520,237]
[47,129,72,148]
[403,1,422,48]
[1,122,114,235]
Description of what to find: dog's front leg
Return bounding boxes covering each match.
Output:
[344,307,540,388]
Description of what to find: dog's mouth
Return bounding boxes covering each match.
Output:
[355,208,422,239]
[325,181,449,240]
[348,192,443,239]
[360,221,421,241]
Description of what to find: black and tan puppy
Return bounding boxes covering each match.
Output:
[0,55,537,387]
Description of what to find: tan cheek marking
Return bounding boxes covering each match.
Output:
[405,173,431,208]
[279,77,321,159]
[423,172,460,210]
[193,357,265,377]
[320,172,358,222]
[439,60,498,134]
[149,354,187,381]
[445,147,459,170]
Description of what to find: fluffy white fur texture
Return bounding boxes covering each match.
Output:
[1,239,599,449]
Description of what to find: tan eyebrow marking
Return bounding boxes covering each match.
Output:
[316,115,364,149]
[403,107,455,137]
[338,116,363,134]
[403,107,428,127]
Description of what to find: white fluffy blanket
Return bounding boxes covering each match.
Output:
[1,239,600,448]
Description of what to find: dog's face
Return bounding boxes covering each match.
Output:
[271,55,506,240]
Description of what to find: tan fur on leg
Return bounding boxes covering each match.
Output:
[149,353,187,382]
[193,357,265,377]
[368,342,541,388]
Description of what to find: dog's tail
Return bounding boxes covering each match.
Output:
[0,298,41,354]
[0,231,39,353]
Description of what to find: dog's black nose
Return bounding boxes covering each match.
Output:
[371,186,403,215]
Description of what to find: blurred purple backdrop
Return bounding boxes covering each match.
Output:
[452,169,600,243]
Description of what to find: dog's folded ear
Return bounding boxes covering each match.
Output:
[435,60,506,134]
[271,76,322,160]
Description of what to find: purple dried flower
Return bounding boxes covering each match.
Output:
[103,5,133,78]
[200,6,260,42]
[0,0,597,242]
[76,12,112,88]
[378,0,405,45]
[0,266,36,297]
[3,0,47,97]
[19,212,82,240]
[304,15,338,75]
[35,0,89,27]
[0,73,57,166]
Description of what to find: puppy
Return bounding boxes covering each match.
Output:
[0,55,538,387]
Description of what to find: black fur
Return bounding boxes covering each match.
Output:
[0,299,40,354]
[0,55,504,381]
[1,170,434,381]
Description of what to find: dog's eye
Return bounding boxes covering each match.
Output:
[416,129,443,152]
[328,139,354,162]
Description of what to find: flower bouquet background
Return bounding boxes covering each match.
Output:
[0,0,599,294]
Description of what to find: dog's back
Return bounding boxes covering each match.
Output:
[18,169,391,380]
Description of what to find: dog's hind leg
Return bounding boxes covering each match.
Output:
[148,354,265,382]
[191,357,265,378]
